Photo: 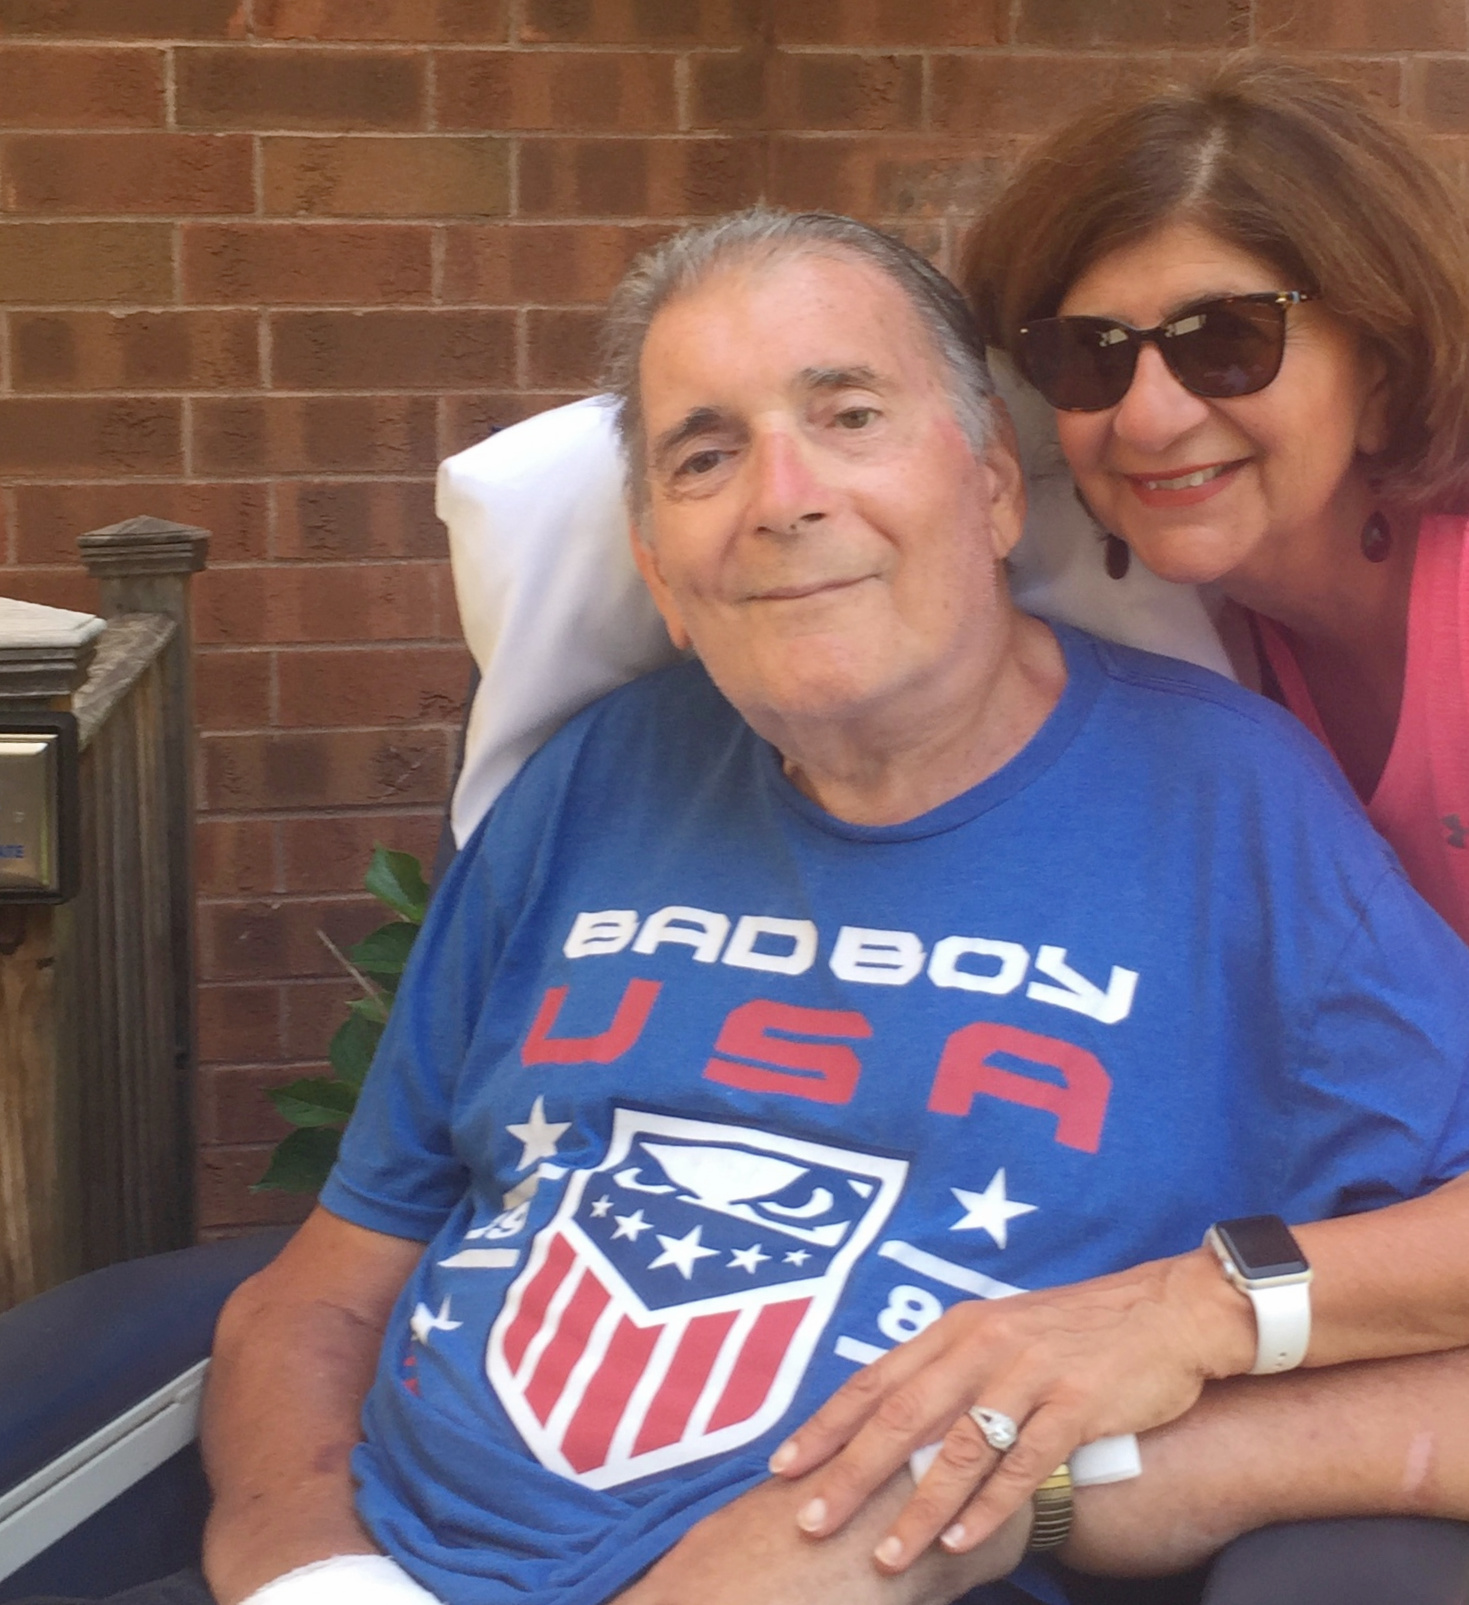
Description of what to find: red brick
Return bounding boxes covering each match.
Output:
[0,45,164,127]
[0,567,100,614]
[442,222,667,304]
[519,136,764,218]
[270,310,515,390]
[281,979,356,1060]
[262,135,509,217]
[272,480,440,562]
[197,986,282,1068]
[0,0,246,37]
[1255,0,1465,50]
[175,46,424,131]
[12,482,268,565]
[203,729,451,812]
[202,894,387,981]
[276,643,470,728]
[1017,0,1246,47]
[1419,59,1469,131]
[691,52,923,134]
[194,561,446,646]
[197,1064,296,1145]
[931,54,1160,138]
[767,134,1018,220]
[519,0,753,44]
[192,396,439,475]
[278,811,443,894]
[2,132,253,213]
[196,1145,313,1232]
[195,648,272,732]
[440,392,576,455]
[435,50,677,132]
[197,816,276,896]
[525,307,600,389]
[0,397,180,475]
[183,223,433,305]
[774,0,1004,46]
[12,311,258,390]
[0,221,173,303]
[255,0,508,41]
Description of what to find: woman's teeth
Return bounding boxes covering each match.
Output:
[1141,464,1231,491]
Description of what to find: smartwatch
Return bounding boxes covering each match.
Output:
[1204,1214,1312,1375]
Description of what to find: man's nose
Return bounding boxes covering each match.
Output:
[747,427,829,535]
[1109,342,1213,451]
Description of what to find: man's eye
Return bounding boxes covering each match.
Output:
[835,407,877,430]
[676,449,725,478]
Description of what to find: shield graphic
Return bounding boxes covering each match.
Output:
[487,1108,908,1488]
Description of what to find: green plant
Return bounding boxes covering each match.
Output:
[253,846,429,1194]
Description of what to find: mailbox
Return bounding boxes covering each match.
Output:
[0,713,79,903]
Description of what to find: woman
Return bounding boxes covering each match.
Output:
[964,57,1469,943]
[772,60,1469,1603]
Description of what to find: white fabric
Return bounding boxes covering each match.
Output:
[242,1555,442,1605]
[440,378,1234,846]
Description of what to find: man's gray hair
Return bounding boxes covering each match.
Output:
[600,208,998,518]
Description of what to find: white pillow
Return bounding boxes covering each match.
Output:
[438,382,1232,847]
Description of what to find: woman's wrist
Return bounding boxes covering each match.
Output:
[1164,1247,1260,1382]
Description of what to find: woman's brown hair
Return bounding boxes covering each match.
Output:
[962,57,1469,511]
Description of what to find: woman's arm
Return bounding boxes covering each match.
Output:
[770,1173,1469,1573]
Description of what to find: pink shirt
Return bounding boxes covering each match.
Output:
[1257,514,1469,944]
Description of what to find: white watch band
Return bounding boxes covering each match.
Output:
[1245,1279,1312,1374]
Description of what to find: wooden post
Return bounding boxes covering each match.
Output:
[0,601,105,1309]
[78,517,209,1249]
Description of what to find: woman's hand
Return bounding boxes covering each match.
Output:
[768,1249,1255,1574]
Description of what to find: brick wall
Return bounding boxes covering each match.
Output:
[2,0,1465,1235]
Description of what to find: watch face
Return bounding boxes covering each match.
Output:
[1216,1215,1309,1280]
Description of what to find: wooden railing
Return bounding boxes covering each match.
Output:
[0,518,208,1311]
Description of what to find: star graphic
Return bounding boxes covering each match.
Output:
[409,1297,463,1346]
[950,1168,1037,1249]
[612,1208,652,1241]
[728,1243,770,1274]
[649,1225,720,1279]
[784,1249,810,1266]
[505,1096,570,1171]
[590,1195,613,1218]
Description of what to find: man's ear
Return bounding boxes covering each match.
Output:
[628,518,692,652]
[979,407,1027,563]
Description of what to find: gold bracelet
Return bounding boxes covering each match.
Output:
[1027,1463,1074,1553]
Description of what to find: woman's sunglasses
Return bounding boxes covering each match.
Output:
[1014,291,1316,413]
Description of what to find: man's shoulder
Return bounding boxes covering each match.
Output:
[1073,628,1354,788]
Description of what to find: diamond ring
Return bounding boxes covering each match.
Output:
[967,1405,1020,1453]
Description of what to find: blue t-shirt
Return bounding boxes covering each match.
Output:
[324,625,1469,1605]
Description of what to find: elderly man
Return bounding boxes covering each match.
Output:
[199,213,1469,1605]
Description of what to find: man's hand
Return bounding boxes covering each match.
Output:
[615,1467,1033,1605]
[201,1207,425,1605]
[767,1249,1252,1574]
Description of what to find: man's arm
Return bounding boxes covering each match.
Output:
[200,1207,425,1605]
[1065,1347,1469,1577]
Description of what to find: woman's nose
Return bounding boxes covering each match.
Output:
[1109,342,1213,451]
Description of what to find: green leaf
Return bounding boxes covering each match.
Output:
[349,919,419,979]
[268,1076,357,1128]
[251,1127,342,1194]
[330,1009,383,1087]
[349,993,391,1027]
[365,846,430,925]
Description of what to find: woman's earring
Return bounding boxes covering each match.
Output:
[1360,511,1392,563]
[1104,533,1132,580]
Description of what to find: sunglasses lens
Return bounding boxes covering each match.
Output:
[1017,317,1137,411]
[1163,298,1287,398]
